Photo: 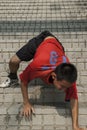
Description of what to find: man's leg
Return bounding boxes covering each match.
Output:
[8,54,21,79]
[0,54,21,88]
[0,31,55,88]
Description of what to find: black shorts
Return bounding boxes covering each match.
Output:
[16,30,64,61]
[16,31,55,61]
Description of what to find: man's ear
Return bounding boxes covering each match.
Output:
[51,72,57,80]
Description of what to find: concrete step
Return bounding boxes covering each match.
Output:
[0,85,66,104]
[0,0,86,129]
[1,47,87,52]
[0,38,86,44]
[0,84,87,104]
[0,37,87,53]
[0,100,87,129]
[0,102,87,129]
[0,0,86,22]
[0,83,87,129]
[0,104,87,130]
[0,20,86,33]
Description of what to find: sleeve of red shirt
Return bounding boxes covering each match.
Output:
[19,59,39,86]
[65,82,78,102]
[19,64,33,86]
[19,60,43,86]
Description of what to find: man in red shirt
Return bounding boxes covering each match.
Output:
[0,31,84,130]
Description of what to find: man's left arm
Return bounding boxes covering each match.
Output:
[70,98,84,130]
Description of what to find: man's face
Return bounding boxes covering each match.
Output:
[53,78,72,91]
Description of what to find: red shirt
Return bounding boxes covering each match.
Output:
[20,38,78,101]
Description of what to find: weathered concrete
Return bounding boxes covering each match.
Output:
[0,0,87,129]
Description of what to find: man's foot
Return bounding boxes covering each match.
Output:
[0,77,19,88]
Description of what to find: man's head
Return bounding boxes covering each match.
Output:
[51,63,77,90]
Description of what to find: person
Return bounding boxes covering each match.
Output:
[0,31,85,130]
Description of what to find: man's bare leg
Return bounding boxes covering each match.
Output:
[8,54,21,77]
[0,54,21,88]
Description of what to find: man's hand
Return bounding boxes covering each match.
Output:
[73,126,86,130]
[70,99,87,130]
[20,82,35,117]
[21,103,35,117]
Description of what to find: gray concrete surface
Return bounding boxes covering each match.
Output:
[0,0,87,129]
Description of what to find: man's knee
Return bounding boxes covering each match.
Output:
[9,54,21,65]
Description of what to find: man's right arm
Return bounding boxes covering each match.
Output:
[20,81,35,117]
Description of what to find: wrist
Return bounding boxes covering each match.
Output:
[73,124,79,130]
[23,100,29,105]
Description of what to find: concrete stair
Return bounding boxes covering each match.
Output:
[0,0,87,129]
[0,82,87,130]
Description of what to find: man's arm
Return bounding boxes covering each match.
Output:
[70,99,84,130]
[20,81,35,117]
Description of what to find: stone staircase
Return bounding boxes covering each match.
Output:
[0,83,87,130]
[0,0,87,130]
